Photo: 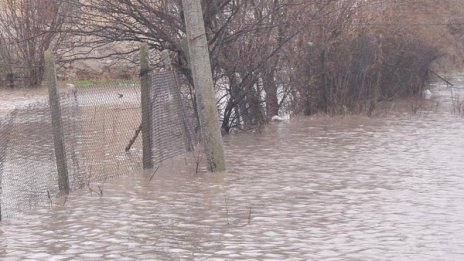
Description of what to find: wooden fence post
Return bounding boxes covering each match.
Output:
[45,51,70,194]
[181,0,226,172]
[140,43,154,169]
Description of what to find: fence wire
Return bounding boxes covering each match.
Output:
[151,71,199,164]
[0,71,198,219]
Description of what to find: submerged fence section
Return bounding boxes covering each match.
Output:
[2,99,61,214]
[0,71,198,220]
[0,110,15,220]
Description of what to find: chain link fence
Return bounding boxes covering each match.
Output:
[0,70,198,220]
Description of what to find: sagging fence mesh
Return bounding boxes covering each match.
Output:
[0,70,199,219]
[151,71,198,162]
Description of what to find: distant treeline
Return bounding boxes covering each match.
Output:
[1,0,463,132]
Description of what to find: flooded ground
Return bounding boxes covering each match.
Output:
[0,86,144,215]
[1,81,464,260]
[0,88,47,117]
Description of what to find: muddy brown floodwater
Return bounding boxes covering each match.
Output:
[1,81,464,260]
[0,88,47,117]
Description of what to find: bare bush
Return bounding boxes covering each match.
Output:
[0,0,72,88]
[1,0,457,127]
[285,0,443,117]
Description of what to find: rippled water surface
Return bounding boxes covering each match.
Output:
[1,84,464,260]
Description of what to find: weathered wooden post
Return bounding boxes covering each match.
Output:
[140,43,154,169]
[181,0,226,172]
[45,51,70,194]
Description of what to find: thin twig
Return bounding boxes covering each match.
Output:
[125,123,143,152]
[149,166,161,182]
[97,184,104,198]
[194,148,202,174]
[248,206,252,225]
[62,196,68,207]
[224,192,230,225]
[47,190,53,207]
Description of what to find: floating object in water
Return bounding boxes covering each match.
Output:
[271,115,284,122]
[423,89,433,99]
[118,93,124,98]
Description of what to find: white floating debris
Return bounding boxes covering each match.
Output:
[422,89,433,99]
[271,115,284,122]
[271,114,291,122]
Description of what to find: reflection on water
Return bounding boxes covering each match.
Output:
[1,85,464,260]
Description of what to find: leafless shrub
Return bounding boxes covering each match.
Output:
[294,34,439,116]
[0,0,72,88]
[1,0,455,125]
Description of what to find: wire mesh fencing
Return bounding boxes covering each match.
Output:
[0,110,16,220]
[66,82,144,185]
[1,98,62,213]
[0,71,199,220]
[151,71,199,164]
